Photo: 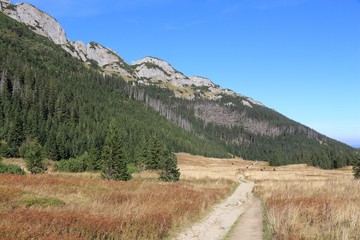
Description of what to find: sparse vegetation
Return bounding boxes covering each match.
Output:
[4,4,16,11]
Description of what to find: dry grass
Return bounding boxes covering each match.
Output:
[0,156,236,240]
[177,152,266,180]
[245,165,360,240]
[4,154,358,239]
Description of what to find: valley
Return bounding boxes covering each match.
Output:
[0,1,359,239]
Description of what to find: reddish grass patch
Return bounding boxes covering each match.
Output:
[0,173,235,239]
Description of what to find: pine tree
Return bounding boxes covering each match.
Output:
[24,139,46,174]
[353,155,360,179]
[101,120,131,181]
[160,152,180,182]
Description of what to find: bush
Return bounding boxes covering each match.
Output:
[0,163,25,175]
[54,152,99,173]
[127,163,140,175]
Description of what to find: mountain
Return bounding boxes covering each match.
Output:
[0,1,356,168]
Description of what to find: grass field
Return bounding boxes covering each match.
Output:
[1,154,359,239]
[0,155,236,240]
[244,165,360,239]
[179,153,360,239]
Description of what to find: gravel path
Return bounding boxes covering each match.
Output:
[174,176,262,240]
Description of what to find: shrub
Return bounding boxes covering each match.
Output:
[54,152,90,173]
[127,163,140,175]
[0,163,25,175]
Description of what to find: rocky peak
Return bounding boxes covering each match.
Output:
[2,2,67,45]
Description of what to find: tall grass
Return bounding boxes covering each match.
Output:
[246,166,360,239]
[0,173,235,239]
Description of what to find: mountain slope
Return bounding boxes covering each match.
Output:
[0,11,230,160]
[0,2,356,168]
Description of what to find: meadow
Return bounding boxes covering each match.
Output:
[245,165,360,240]
[178,153,360,239]
[1,154,359,239]
[0,155,236,240]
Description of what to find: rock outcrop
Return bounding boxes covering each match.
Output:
[3,3,67,45]
[131,57,263,106]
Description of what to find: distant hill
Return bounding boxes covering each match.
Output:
[0,2,357,168]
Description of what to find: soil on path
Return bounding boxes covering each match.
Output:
[174,176,262,240]
[228,192,263,240]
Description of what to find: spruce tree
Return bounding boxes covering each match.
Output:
[87,146,101,171]
[24,139,46,174]
[101,120,131,181]
[147,134,166,170]
[353,155,360,179]
[160,152,180,182]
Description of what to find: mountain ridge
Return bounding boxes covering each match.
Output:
[0,1,265,106]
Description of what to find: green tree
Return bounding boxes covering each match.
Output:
[87,146,101,171]
[24,139,46,174]
[160,152,180,182]
[147,134,166,170]
[353,155,360,179]
[101,120,131,181]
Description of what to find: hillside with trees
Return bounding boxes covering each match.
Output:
[0,12,229,178]
[0,11,356,170]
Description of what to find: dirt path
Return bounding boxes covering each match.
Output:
[174,176,262,240]
[228,192,263,240]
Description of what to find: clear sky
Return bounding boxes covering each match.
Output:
[14,0,360,147]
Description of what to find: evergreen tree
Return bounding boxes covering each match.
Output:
[101,120,131,181]
[24,139,46,174]
[353,155,360,179]
[147,134,166,170]
[134,135,150,167]
[160,152,180,182]
[87,146,101,171]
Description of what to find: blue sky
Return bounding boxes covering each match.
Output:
[14,0,360,147]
